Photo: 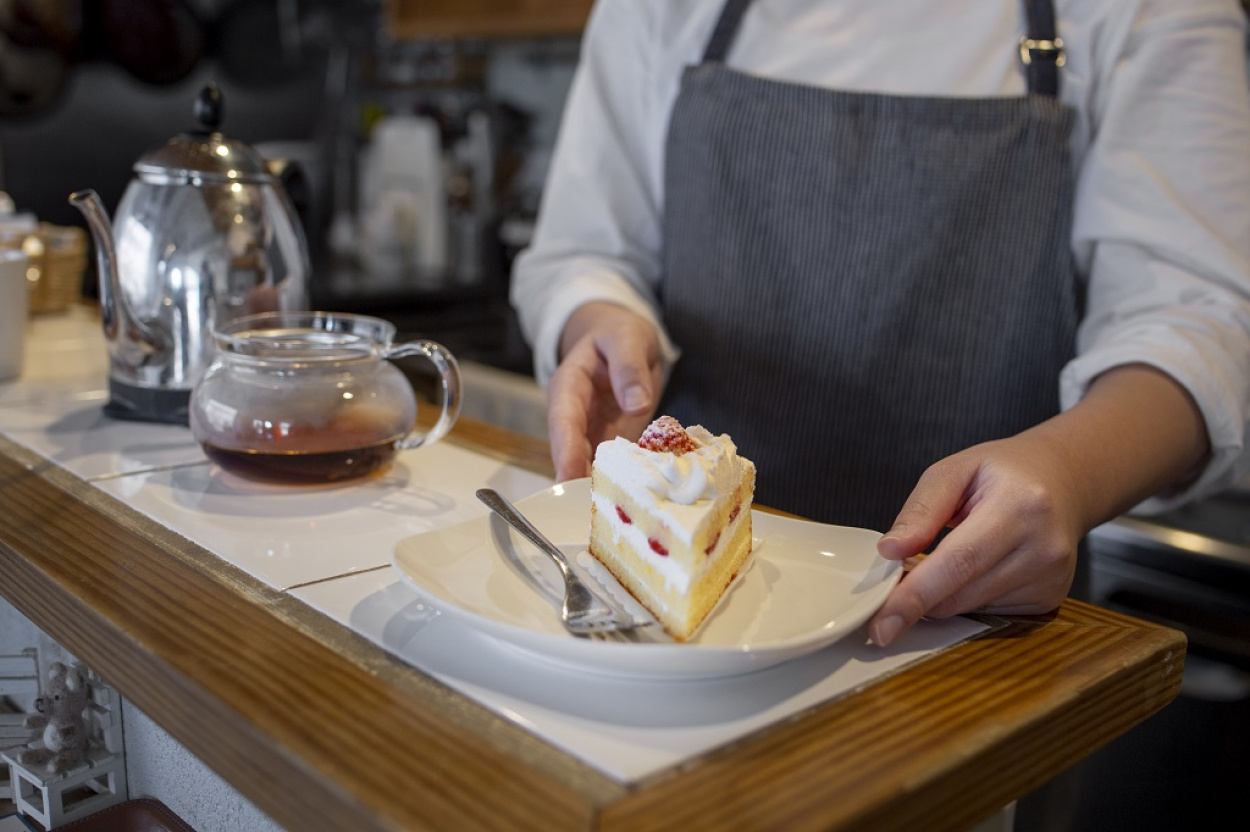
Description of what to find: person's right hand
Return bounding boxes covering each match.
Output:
[546,301,665,481]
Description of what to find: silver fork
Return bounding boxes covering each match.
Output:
[475,488,652,638]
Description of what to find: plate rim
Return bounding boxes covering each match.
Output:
[391,479,901,679]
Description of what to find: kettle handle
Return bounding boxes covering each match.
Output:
[383,339,462,451]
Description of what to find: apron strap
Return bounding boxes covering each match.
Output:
[702,0,752,63]
[1021,0,1064,97]
[705,0,1064,97]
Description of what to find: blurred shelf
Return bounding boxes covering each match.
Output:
[385,0,592,39]
[310,258,533,376]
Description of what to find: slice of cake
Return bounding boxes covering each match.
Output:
[588,415,755,641]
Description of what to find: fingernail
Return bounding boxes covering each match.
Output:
[871,615,904,647]
[622,384,648,412]
[877,535,903,556]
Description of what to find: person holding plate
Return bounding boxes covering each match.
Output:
[510,0,1250,648]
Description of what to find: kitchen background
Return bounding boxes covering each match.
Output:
[0,0,586,380]
[1,1,1248,830]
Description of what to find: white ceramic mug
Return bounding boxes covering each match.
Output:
[0,248,30,381]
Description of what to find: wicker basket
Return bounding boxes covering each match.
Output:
[26,223,88,314]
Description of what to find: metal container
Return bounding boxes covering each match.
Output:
[71,83,309,424]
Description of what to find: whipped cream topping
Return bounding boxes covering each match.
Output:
[592,423,752,546]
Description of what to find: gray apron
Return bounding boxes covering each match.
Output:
[659,0,1080,533]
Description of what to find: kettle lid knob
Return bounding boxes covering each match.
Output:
[133,81,273,185]
[194,83,224,133]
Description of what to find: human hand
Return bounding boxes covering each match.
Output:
[866,363,1211,647]
[866,433,1084,647]
[546,302,665,481]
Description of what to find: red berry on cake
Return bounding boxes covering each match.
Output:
[638,415,698,455]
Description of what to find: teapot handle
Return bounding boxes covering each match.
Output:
[383,340,462,451]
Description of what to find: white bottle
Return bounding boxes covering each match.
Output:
[359,116,447,286]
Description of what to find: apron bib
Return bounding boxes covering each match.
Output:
[659,0,1080,532]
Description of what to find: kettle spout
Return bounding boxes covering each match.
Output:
[69,189,168,368]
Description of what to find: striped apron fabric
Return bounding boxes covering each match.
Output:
[658,0,1080,532]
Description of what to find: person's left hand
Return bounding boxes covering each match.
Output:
[866,363,1212,647]
[866,432,1084,647]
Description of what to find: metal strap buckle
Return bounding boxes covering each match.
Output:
[1019,36,1066,68]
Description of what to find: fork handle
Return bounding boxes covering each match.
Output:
[476,488,574,579]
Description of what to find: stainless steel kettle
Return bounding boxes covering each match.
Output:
[71,83,310,424]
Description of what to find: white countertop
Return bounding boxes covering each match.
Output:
[0,307,988,783]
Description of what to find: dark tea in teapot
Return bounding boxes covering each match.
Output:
[190,312,461,484]
[200,402,408,482]
[201,441,400,483]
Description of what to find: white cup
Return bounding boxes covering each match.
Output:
[0,248,30,381]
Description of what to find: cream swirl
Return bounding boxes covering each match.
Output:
[651,452,711,504]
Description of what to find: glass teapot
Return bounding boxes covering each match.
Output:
[72,83,309,425]
[189,312,462,483]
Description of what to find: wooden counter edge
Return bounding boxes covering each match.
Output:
[0,420,1187,832]
[0,426,608,832]
[599,605,1184,832]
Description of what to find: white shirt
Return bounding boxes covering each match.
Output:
[511,0,1250,510]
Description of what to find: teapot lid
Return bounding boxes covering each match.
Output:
[133,83,275,185]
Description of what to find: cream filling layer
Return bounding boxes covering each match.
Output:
[591,492,748,597]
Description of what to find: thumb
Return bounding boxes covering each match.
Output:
[612,371,652,415]
[595,326,658,417]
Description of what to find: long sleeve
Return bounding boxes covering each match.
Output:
[509,0,1250,508]
[510,0,681,385]
[1061,0,1250,508]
